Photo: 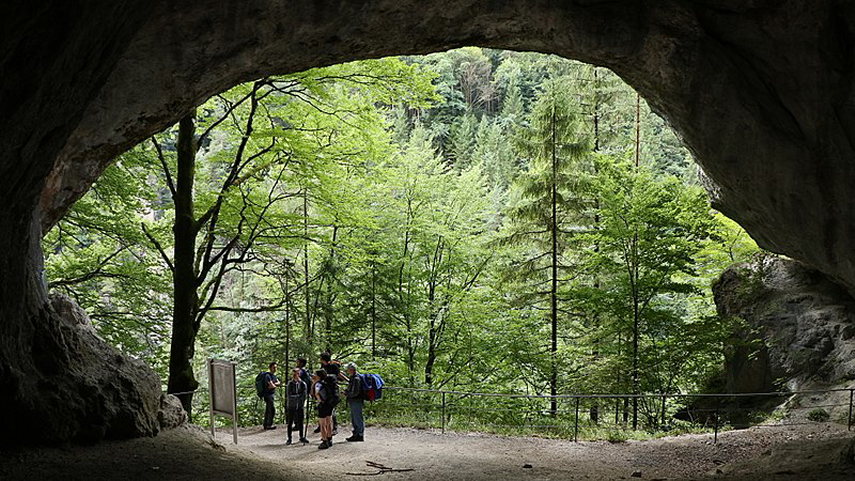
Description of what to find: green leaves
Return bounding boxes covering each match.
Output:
[44,48,764,414]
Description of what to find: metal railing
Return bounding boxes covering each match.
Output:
[171,384,855,444]
[362,386,855,443]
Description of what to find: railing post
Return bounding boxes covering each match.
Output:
[574,397,580,442]
[713,407,719,444]
[208,359,215,439]
[441,391,446,434]
[848,389,853,432]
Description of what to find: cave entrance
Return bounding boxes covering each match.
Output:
[2,2,848,447]
[44,47,757,439]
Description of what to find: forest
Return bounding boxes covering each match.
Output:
[43,48,760,432]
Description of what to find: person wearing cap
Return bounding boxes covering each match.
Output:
[344,362,365,442]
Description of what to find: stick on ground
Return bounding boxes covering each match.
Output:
[345,461,416,476]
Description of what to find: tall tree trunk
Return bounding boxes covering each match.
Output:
[284,275,291,367]
[425,327,436,386]
[550,104,559,416]
[371,262,377,360]
[590,66,601,424]
[632,284,640,429]
[424,236,443,386]
[635,93,641,169]
[631,92,642,430]
[303,188,312,345]
[323,224,338,352]
[167,111,200,414]
[399,204,415,383]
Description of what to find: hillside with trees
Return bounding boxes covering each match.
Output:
[43,48,760,429]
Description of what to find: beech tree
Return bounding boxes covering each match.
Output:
[44,49,759,428]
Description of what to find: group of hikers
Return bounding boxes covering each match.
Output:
[256,353,368,450]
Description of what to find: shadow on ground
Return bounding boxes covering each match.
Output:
[1,423,853,480]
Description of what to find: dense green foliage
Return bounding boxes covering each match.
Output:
[44,49,759,427]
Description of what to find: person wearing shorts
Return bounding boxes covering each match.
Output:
[313,369,335,449]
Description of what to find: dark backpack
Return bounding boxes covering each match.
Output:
[323,377,340,407]
[359,373,385,401]
[255,372,268,398]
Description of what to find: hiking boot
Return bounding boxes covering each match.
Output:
[313,426,321,434]
[318,440,330,450]
[299,437,309,444]
[286,439,292,445]
[346,435,364,442]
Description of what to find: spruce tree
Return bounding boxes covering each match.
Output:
[502,76,590,414]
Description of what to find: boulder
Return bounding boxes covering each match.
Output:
[49,293,95,331]
[713,255,855,391]
[158,394,187,430]
[0,294,163,445]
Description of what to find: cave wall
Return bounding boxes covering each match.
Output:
[714,255,855,391]
[4,0,855,443]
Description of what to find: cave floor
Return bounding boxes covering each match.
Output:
[1,423,853,480]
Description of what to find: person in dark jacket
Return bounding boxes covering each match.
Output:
[285,368,309,445]
[344,362,365,442]
[262,362,281,430]
[295,358,312,439]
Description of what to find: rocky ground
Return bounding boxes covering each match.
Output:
[1,422,853,480]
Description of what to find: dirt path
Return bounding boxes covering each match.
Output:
[2,423,853,480]
[228,423,855,480]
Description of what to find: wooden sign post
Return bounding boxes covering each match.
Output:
[208,358,239,444]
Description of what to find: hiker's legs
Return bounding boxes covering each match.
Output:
[263,394,275,428]
[305,397,315,436]
[349,399,364,437]
[293,407,304,438]
[320,415,332,440]
[286,408,296,439]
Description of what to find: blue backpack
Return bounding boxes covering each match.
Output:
[359,373,384,401]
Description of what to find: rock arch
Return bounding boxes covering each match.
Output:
[2,0,853,443]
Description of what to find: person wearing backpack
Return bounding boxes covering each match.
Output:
[317,352,344,434]
[258,362,281,430]
[344,362,365,442]
[314,369,339,449]
[285,368,309,445]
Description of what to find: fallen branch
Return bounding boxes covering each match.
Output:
[345,461,415,476]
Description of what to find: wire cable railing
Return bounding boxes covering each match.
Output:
[362,386,855,444]
[173,384,855,444]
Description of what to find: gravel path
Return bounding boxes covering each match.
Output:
[228,422,855,480]
[2,423,853,480]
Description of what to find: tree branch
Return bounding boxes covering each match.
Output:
[150,136,176,197]
[141,223,174,273]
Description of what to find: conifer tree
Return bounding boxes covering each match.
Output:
[503,76,590,414]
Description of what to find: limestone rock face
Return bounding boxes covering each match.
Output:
[49,293,95,331]
[158,394,188,430]
[0,294,163,445]
[714,256,855,392]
